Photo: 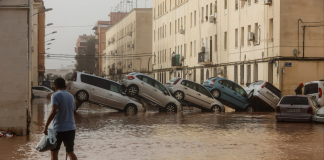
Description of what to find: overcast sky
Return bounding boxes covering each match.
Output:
[44,0,153,69]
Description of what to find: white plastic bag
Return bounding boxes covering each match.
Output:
[36,129,57,152]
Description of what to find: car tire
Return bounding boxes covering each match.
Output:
[246,106,255,112]
[76,90,89,102]
[127,85,139,97]
[165,103,177,112]
[248,90,254,100]
[212,89,221,99]
[174,91,184,101]
[124,104,138,112]
[211,105,222,112]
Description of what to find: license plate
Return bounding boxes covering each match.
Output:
[287,108,300,112]
[317,118,324,122]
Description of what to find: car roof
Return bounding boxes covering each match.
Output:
[305,81,322,85]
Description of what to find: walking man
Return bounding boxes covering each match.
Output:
[295,83,304,95]
[43,78,78,160]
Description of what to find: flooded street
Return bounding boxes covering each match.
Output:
[0,98,324,160]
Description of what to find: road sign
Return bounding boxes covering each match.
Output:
[284,62,292,67]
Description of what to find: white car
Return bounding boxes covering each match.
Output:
[165,77,225,112]
[121,72,182,112]
[66,72,145,112]
[313,106,324,122]
[244,81,282,111]
[32,86,53,98]
[304,80,324,107]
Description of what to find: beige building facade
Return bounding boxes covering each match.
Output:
[104,8,153,81]
[153,0,324,95]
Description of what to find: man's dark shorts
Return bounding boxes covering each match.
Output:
[51,130,75,152]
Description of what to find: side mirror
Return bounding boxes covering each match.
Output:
[122,92,126,96]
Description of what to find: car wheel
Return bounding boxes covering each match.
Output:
[212,90,221,99]
[248,90,254,100]
[124,104,138,112]
[165,103,177,112]
[76,90,89,102]
[246,106,255,112]
[174,91,184,101]
[127,85,139,97]
[211,105,222,112]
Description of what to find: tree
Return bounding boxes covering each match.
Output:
[75,38,96,73]
[64,72,73,80]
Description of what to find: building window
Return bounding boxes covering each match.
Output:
[170,22,171,35]
[268,62,273,84]
[202,7,204,22]
[165,49,167,62]
[190,42,192,56]
[184,43,187,57]
[235,29,238,48]
[210,3,213,15]
[215,1,217,14]
[269,18,273,42]
[215,34,217,51]
[241,27,244,47]
[154,30,155,41]
[224,32,227,50]
[165,25,166,37]
[224,66,227,79]
[194,40,196,56]
[235,0,238,10]
[254,23,259,44]
[194,11,196,26]
[241,1,245,8]
[175,20,177,34]
[184,16,186,29]
[247,64,251,84]
[254,63,258,82]
[248,0,251,5]
[248,25,251,45]
[206,5,208,21]
[224,0,227,14]
[234,65,238,83]
[190,12,192,27]
[240,64,244,85]
[178,18,180,33]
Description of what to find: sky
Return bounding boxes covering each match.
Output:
[44,0,153,70]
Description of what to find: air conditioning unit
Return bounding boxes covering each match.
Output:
[130,44,134,48]
[179,28,185,34]
[127,44,130,48]
[127,31,132,36]
[209,15,215,23]
[248,32,255,41]
[264,0,272,5]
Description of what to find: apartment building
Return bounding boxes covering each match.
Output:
[75,34,95,55]
[93,21,112,77]
[104,8,152,82]
[153,0,324,95]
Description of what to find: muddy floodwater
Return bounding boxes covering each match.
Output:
[0,98,324,160]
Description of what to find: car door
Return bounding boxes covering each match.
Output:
[107,82,126,109]
[196,85,214,109]
[136,75,155,101]
[90,77,110,104]
[152,80,170,106]
[183,81,200,104]
[219,80,235,102]
[233,84,249,108]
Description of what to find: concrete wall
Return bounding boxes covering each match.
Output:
[0,4,29,135]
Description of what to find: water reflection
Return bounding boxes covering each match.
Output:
[0,99,323,160]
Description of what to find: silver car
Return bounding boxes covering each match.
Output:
[245,81,282,111]
[121,72,181,112]
[276,95,318,122]
[165,78,225,112]
[66,72,144,112]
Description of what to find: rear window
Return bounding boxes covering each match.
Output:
[280,97,309,105]
[207,77,219,81]
[255,81,265,85]
[265,83,282,98]
[304,83,318,95]
[170,77,181,82]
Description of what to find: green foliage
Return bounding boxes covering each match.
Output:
[64,72,73,80]
[75,38,96,73]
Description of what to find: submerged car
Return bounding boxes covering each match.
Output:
[275,95,319,122]
[304,80,324,107]
[66,72,144,112]
[165,77,225,112]
[32,86,54,98]
[203,77,256,112]
[313,106,324,123]
[121,72,181,112]
[244,81,282,111]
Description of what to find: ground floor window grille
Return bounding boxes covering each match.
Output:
[234,65,238,83]
[240,64,244,85]
[254,63,258,82]
[268,62,273,84]
[247,64,251,84]
[194,69,196,82]
[200,69,204,84]
[224,66,227,79]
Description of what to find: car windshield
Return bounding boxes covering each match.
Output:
[170,77,180,82]
[304,83,318,95]
[280,97,309,105]
[265,83,282,97]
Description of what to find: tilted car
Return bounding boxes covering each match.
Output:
[121,72,181,112]
[304,80,324,107]
[203,77,256,112]
[32,86,54,98]
[165,77,225,112]
[244,81,282,111]
[313,106,324,123]
[275,95,319,122]
[66,72,144,112]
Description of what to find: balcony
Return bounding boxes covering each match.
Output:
[198,52,212,65]
[171,54,183,68]
[117,69,123,74]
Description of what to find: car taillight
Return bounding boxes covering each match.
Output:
[262,82,267,88]
[128,76,135,80]
[210,79,216,86]
[307,107,313,114]
[173,78,181,85]
[276,106,281,113]
[319,88,322,98]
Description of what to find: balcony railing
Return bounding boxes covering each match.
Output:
[198,52,211,63]
[172,54,181,67]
